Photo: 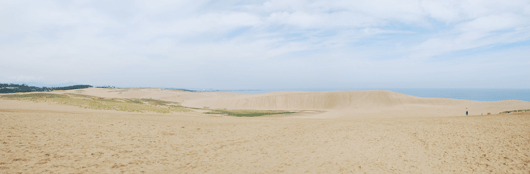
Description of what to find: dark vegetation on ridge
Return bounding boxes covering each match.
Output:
[500,109,530,114]
[1,83,198,93]
[0,83,92,93]
[204,109,296,117]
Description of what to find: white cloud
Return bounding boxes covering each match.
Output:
[1,0,529,88]
[458,13,526,32]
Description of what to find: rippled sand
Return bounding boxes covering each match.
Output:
[1,99,529,173]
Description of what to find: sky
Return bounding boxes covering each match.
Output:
[1,0,529,89]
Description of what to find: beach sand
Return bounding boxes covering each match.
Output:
[1,88,529,173]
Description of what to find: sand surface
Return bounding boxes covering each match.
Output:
[1,88,530,173]
[181,90,530,118]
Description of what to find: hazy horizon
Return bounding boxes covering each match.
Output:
[1,0,529,89]
[4,81,530,90]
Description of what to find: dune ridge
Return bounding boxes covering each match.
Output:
[181,90,530,118]
[2,88,530,173]
[16,88,529,118]
[1,98,529,173]
[183,91,439,109]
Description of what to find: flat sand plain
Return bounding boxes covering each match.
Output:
[1,89,530,173]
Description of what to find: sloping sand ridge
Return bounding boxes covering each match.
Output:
[1,88,530,173]
[181,90,530,118]
[46,88,530,118]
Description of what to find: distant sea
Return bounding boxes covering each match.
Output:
[200,88,530,102]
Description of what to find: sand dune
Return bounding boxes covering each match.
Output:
[181,90,530,118]
[1,97,529,173]
[73,88,244,103]
[11,88,529,118]
[3,88,530,173]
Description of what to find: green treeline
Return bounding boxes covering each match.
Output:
[0,83,92,93]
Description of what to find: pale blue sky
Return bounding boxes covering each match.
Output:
[1,0,529,89]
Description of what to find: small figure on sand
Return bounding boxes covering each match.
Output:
[466,107,468,116]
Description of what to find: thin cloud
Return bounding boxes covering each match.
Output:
[0,0,529,88]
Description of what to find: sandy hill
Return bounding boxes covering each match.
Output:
[180,90,530,118]
[68,88,244,103]
[26,88,530,118]
[2,88,530,173]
